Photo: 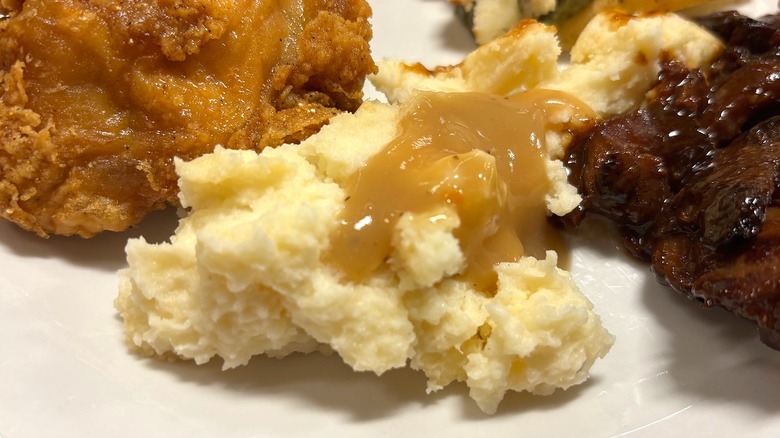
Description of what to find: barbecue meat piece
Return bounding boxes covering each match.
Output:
[0,0,375,237]
[561,11,780,349]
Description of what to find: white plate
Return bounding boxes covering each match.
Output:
[2,1,779,437]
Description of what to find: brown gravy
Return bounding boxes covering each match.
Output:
[327,90,593,292]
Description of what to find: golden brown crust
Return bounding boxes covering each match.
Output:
[107,0,233,61]
[0,0,376,238]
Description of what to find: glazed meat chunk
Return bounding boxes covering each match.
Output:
[561,11,780,349]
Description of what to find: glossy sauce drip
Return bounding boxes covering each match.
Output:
[327,90,593,292]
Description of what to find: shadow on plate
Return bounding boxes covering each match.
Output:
[640,276,780,413]
[560,217,630,260]
[415,0,478,55]
[564,216,780,414]
[0,208,180,272]
[139,348,594,420]
[435,17,478,54]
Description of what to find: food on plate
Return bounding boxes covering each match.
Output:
[115,91,612,415]
[114,18,627,414]
[372,19,563,102]
[373,10,723,116]
[115,9,727,413]
[549,0,737,48]
[448,0,722,46]
[113,93,610,413]
[560,11,780,349]
[0,0,375,238]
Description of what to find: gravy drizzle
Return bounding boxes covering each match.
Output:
[327,90,593,292]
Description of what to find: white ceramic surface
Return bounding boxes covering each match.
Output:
[2,1,779,437]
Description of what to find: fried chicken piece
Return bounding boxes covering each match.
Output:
[0,0,376,237]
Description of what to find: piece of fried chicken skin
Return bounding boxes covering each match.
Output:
[0,0,375,237]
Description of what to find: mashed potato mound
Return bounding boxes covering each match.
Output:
[372,10,722,116]
[542,9,723,115]
[116,95,613,414]
[110,13,716,414]
[371,20,561,105]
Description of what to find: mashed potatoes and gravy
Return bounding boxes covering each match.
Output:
[115,11,723,413]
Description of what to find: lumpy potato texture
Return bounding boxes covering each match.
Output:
[113,9,726,414]
[115,100,614,414]
[372,10,722,117]
[0,0,374,237]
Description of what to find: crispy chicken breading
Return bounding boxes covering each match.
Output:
[0,0,376,237]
